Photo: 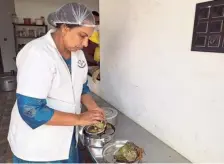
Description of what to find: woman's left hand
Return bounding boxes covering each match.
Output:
[89,107,105,119]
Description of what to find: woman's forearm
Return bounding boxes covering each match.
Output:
[16,93,83,128]
[81,94,98,110]
[46,110,81,126]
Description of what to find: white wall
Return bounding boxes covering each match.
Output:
[87,75,101,96]
[14,0,99,26]
[100,0,224,162]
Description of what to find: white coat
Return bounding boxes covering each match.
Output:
[7,29,88,161]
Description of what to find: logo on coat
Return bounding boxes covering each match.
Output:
[77,60,86,68]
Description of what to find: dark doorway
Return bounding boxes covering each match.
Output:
[0,47,4,73]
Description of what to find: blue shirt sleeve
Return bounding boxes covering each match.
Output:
[16,93,54,129]
[82,80,90,95]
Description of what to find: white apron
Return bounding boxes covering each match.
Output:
[7,29,88,161]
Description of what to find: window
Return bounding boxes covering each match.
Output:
[191,0,224,53]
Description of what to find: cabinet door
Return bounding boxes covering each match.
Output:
[0,0,16,72]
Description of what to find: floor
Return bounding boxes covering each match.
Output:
[0,91,15,163]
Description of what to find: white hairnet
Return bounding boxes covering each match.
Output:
[48,3,95,27]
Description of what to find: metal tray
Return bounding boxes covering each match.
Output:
[102,140,141,163]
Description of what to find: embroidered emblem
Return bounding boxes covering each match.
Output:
[23,106,36,118]
[77,60,86,68]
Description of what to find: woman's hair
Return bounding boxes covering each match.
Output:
[47,3,95,28]
[55,23,81,29]
[92,11,99,17]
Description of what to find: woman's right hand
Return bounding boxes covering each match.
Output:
[77,110,104,126]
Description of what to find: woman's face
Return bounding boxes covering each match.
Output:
[62,25,94,52]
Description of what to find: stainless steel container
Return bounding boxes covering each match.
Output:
[79,123,115,148]
[102,140,142,163]
[0,76,17,92]
[102,107,118,126]
[87,147,104,158]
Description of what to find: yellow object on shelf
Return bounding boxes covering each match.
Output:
[94,46,100,62]
[89,31,100,44]
[90,30,100,62]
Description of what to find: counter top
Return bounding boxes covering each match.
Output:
[81,93,190,163]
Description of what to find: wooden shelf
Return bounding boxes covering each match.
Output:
[13,23,47,27]
[16,36,41,39]
[13,23,48,54]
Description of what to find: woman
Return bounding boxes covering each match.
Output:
[8,3,104,163]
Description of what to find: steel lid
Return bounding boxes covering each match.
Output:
[102,107,118,119]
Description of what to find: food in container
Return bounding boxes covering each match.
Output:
[87,121,106,134]
[114,142,144,163]
[102,140,145,163]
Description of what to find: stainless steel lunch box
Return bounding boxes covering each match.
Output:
[79,123,115,148]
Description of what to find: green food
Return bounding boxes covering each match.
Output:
[114,142,144,163]
[88,127,98,133]
[94,121,106,129]
[87,121,106,134]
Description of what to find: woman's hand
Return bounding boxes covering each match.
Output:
[81,94,105,118]
[89,107,105,117]
[78,110,104,126]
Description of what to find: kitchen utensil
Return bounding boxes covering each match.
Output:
[36,28,44,37]
[80,123,115,148]
[87,147,104,158]
[22,28,27,37]
[12,14,19,24]
[35,18,43,25]
[23,18,31,25]
[10,70,15,76]
[41,16,45,25]
[103,107,118,126]
[0,76,17,92]
[28,29,35,37]
[102,140,141,163]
